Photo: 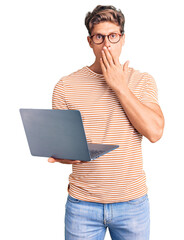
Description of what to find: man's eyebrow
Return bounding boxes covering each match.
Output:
[92,31,119,35]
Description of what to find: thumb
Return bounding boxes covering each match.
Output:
[123,60,129,72]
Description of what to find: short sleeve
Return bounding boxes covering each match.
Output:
[52,78,68,110]
[140,73,159,105]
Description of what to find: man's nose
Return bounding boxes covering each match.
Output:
[103,35,111,47]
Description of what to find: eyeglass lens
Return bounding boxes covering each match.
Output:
[92,33,120,44]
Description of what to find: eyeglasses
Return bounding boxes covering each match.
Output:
[90,31,124,45]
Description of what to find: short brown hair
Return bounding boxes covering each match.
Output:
[84,5,125,36]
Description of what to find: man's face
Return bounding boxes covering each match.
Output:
[87,21,125,63]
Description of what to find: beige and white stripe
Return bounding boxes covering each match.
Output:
[52,65,159,203]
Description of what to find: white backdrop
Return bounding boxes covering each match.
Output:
[1,0,183,239]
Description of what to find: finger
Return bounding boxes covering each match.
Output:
[101,49,110,69]
[58,159,81,164]
[100,57,106,74]
[55,159,81,164]
[48,157,56,163]
[103,46,114,66]
[48,157,65,163]
[108,47,119,66]
[106,47,116,65]
[73,160,82,164]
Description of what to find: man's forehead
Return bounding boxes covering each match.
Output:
[91,22,120,35]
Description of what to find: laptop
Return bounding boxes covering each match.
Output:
[19,108,119,161]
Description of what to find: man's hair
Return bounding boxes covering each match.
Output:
[84,5,125,36]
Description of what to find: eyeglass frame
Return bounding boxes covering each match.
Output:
[89,31,124,45]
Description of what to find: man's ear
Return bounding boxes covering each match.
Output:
[122,33,125,46]
[87,36,93,49]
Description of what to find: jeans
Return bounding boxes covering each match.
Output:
[65,193,150,240]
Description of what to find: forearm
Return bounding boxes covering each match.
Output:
[115,87,163,142]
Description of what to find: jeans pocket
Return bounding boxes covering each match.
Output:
[67,194,80,203]
[127,194,148,205]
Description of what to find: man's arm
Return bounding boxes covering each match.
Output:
[49,78,83,164]
[100,46,165,143]
[115,87,165,143]
[52,78,68,110]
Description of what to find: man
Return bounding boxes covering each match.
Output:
[48,5,165,240]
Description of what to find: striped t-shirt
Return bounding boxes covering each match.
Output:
[52,65,159,203]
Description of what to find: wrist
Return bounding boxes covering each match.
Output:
[115,86,130,97]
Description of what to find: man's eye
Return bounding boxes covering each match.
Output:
[96,34,102,39]
[110,33,117,38]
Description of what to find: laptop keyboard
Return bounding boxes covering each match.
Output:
[90,149,105,158]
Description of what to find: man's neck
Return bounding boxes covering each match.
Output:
[88,61,103,75]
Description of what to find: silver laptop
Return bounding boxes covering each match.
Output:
[19,109,119,161]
